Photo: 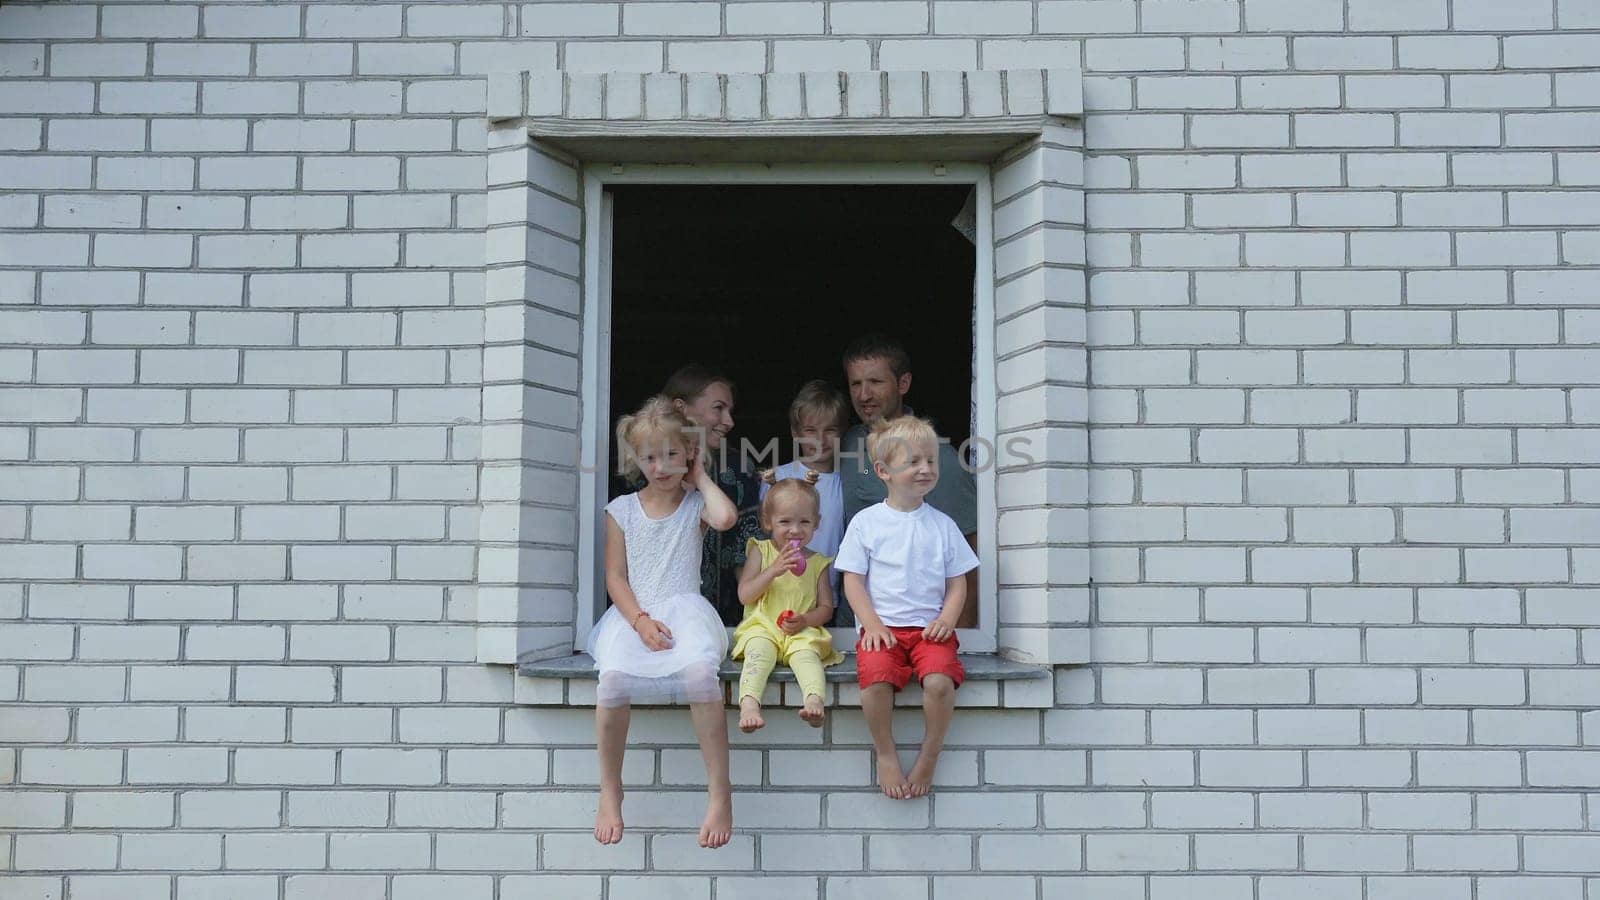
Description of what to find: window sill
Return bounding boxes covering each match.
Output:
[514,653,1053,709]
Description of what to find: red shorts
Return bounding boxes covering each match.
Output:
[856,626,964,691]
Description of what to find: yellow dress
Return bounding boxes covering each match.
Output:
[732,538,844,666]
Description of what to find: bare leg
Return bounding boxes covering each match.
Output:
[594,700,630,843]
[690,699,733,848]
[861,682,906,799]
[906,673,955,798]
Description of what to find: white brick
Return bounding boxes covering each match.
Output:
[407,3,505,36]
[1295,113,1394,148]
[15,834,119,871]
[0,4,97,38]
[1138,154,1235,189]
[305,81,402,115]
[718,2,820,34]
[1294,36,1393,71]
[1307,750,1413,788]
[1241,152,1344,187]
[21,748,125,785]
[1086,113,1185,149]
[935,1,1032,34]
[1453,74,1554,111]
[980,40,1079,72]
[124,748,227,786]
[1086,37,1185,72]
[1506,34,1600,69]
[520,4,619,37]
[564,41,664,73]
[1302,351,1404,387]
[361,42,455,76]
[834,1,930,33]
[155,43,249,76]
[74,792,175,828]
[1353,74,1447,110]
[198,157,297,191]
[308,5,402,37]
[1241,0,1340,30]
[1142,233,1240,267]
[1245,310,1344,345]
[1348,0,1447,30]
[1192,113,1287,148]
[1514,349,1600,387]
[1242,74,1340,110]
[0,82,94,114]
[1296,191,1396,227]
[1194,193,1290,227]
[977,834,1081,870]
[1451,153,1553,189]
[0,42,43,77]
[1089,748,1196,787]
[1457,230,1557,266]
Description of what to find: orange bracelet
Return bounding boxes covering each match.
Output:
[632,609,650,627]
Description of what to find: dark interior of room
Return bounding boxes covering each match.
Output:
[607,183,977,489]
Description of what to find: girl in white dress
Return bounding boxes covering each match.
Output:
[589,396,737,849]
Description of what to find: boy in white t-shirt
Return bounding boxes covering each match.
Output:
[833,415,979,800]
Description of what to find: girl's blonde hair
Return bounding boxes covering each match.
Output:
[760,477,821,530]
[866,415,939,468]
[616,394,697,481]
[788,379,849,433]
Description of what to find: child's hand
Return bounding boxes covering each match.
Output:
[777,610,805,635]
[767,544,805,578]
[859,623,894,652]
[634,614,674,651]
[923,617,956,643]
[680,444,701,486]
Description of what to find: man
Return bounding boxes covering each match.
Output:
[835,334,979,628]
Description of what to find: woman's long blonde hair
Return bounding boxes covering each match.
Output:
[616,394,697,481]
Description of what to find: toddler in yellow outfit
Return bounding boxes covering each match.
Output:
[734,478,843,731]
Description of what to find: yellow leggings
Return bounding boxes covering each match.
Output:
[738,636,825,702]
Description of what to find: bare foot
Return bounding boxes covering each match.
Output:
[799,694,825,728]
[906,750,939,798]
[698,790,733,849]
[738,696,765,733]
[876,750,908,800]
[594,786,624,844]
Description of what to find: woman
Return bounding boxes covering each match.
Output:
[661,365,765,626]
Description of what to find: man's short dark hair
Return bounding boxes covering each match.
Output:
[841,333,911,379]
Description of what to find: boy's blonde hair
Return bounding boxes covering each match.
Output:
[866,415,940,469]
[760,477,821,530]
[788,379,849,433]
[615,394,696,481]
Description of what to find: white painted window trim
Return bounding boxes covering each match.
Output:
[576,161,999,655]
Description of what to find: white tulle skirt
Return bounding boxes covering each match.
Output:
[586,592,728,706]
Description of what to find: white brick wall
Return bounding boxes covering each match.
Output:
[3,1,1599,896]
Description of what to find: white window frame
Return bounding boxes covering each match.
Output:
[575,161,998,654]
